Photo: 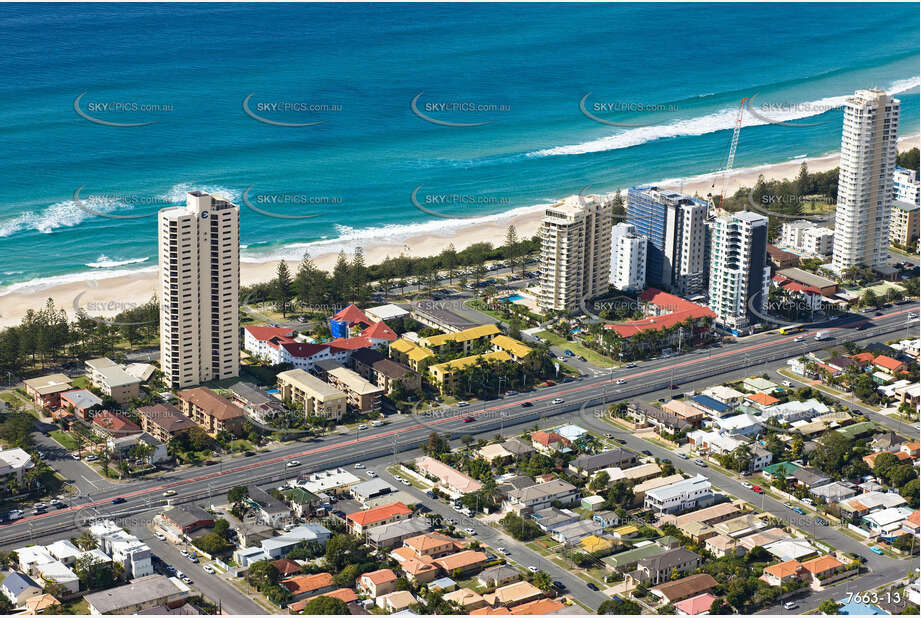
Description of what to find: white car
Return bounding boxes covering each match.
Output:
[163,490,177,497]
[793,336,805,342]
[354,463,365,469]
[202,565,215,574]
[740,481,752,489]
[615,379,626,385]
[155,532,166,541]
[71,453,81,460]
[498,547,510,555]
[456,401,470,407]
[783,602,797,610]
[464,528,476,535]
[400,479,411,486]
[286,460,301,467]
[358,424,368,430]
[551,398,563,405]
[528,566,539,573]
[366,470,377,477]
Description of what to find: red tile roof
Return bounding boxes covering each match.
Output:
[764,560,803,579]
[244,325,296,341]
[278,341,330,358]
[874,355,905,371]
[773,275,823,296]
[289,588,359,612]
[800,555,844,575]
[362,321,398,341]
[347,502,412,526]
[851,352,875,364]
[332,304,371,325]
[91,410,141,435]
[531,430,568,447]
[605,288,715,338]
[280,572,334,596]
[328,336,374,351]
[272,558,301,576]
[510,598,566,615]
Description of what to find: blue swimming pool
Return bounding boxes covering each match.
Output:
[502,294,526,302]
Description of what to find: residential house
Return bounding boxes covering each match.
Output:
[649,574,719,605]
[1,572,42,607]
[629,547,701,585]
[874,355,907,375]
[702,386,746,406]
[705,534,744,558]
[416,456,483,496]
[477,565,519,588]
[501,438,534,458]
[809,481,858,503]
[227,382,286,424]
[550,520,603,544]
[502,479,579,515]
[628,401,691,435]
[376,590,417,613]
[790,467,831,490]
[761,560,805,586]
[91,410,141,439]
[760,399,829,424]
[569,449,635,475]
[800,555,850,585]
[715,413,763,437]
[674,592,719,616]
[365,518,432,550]
[531,507,580,532]
[433,550,489,576]
[484,581,543,608]
[644,474,713,515]
[530,431,570,454]
[85,358,141,403]
[403,533,464,560]
[445,588,488,612]
[280,573,336,602]
[59,389,103,419]
[325,365,384,413]
[347,502,412,535]
[358,569,398,598]
[23,374,72,409]
[662,400,705,425]
[689,394,734,418]
[602,537,680,572]
[157,505,215,538]
[84,574,191,615]
[245,485,292,529]
[107,432,168,465]
[0,448,34,482]
[762,538,818,562]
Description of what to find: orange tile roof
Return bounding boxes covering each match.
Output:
[905,510,920,527]
[332,304,371,325]
[347,501,411,526]
[801,555,844,575]
[874,355,905,371]
[433,549,488,572]
[471,608,512,615]
[864,451,911,467]
[746,392,780,406]
[362,321,397,341]
[280,572,334,595]
[362,568,397,585]
[531,430,568,447]
[391,546,437,576]
[272,558,301,576]
[764,560,803,578]
[404,533,457,554]
[851,352,875,364]
[510,598,566,615]
[289,588,359,611]
[903,441,921,452]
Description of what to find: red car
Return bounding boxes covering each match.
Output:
[462,416,474,423]
[752,485,763,494]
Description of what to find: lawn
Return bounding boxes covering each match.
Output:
[225,439,254,452]
[535,330,614,367]
[71,375,91,389]
[50,430,82,451]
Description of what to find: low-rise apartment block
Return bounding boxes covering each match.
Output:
[277,368,347,421]
[177,387,244,436]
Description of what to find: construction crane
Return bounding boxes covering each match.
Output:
[710,97,748,215]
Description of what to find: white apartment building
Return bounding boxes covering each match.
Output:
[644,474,713,515]
[537,194,613,312]
[670,200,708,296]
[88,519,153,578]
[893,166,920,206]
[158,191,240,389]
[609,223,647,291]
[832,89,900,272]
[779,220,835,256]
[708,211,770,332]
[890,200,919,247]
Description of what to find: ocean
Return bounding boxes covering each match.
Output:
[0,2,917,294]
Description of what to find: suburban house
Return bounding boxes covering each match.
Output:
[644,474,713,515]
[357,569,398,598]
[530,431,570,454]
[347,502,412,535]
[416,456,483,496]
[649,573,719,605]
[23,374,72,409]
[628,547,701,585]
[569,449,635,475]
[502,479,579,515]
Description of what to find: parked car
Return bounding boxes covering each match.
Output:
[552,581,566,591]
[816,517,828,526]
[625,362,637,368]
[456,401,470,407]
[563,349,574,357]
[740,481,752,489]
[676,453,689,460]
[464,528,476,536]
[752,485,763,493]
[783,602,798,610]
[528,566,539,573]
[870,546,884,555]
[791,506,806,515]
[366,470,377,477]
[71,453,81,460]
[693,459,707,467]
[357,424,368,430]
[586,582,599,591]
[203,565,215,574]
[155,532,166,541]
[497,547,510,555]
[462,416,474,423]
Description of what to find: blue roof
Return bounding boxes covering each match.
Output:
[691,394,730,413]
[2,572,39,596]
[838,601,889,615]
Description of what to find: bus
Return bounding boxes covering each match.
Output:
[779,326,804,335]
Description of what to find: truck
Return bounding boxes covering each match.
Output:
[814,331,831,341]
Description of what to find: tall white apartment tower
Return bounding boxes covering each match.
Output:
[609,222,647,291]
[832,89,900,273]
[708,211,770,332]
[537,194,613,312]
[158,191,240,389]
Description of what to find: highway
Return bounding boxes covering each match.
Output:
[0,305,916,612]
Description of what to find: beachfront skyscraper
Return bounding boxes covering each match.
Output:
[626,186,708,297]
[609,222,647,292]
[537,194,613,312]
[832,89,900,273]
[158,191,240,389]
[708,211,770,332]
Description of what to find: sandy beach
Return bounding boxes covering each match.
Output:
[1,136,917,328]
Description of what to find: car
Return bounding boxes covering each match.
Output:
[181,576,192,584]
[358,424,368,430]
[203,565,215,574]
[155,532,166,541]
[34,502,46,510]
[625,362,637,368]
[366,470,377,477]
[71,453,81,460]
[783,602,798,610]
[552,581,566,591]
[188,554,199,563]
[49,499,62,508]
[497,547,510,555]
[615,438,626,445]
[791,506,806,515]
[909,312,918,319]
[586,582,599,591]
[641,450,652,456]
[32,507,46,515]
[781,380,792,387]
[180,550,190,557]
[604,433,613,439]
[670,383,680,389]
[456,401,470,407]
[676,453,689,460]
[816,517,828,526]
[85,454,98,462]
[203,460,217,466]
[163,490,177,497]
[243,451,255,457]
[784,502,794,510]
[563,349,574,357]
[577,356,586,362]
[464,528,476,535]
[520,401,533,407]
[462,416,474,423]
[287,460,301,467]
[870,546,884,555]
[752,485,763,493]
[615,379,626,385]
[856,323,868,331]
[551,398,563,405]
[506,390,518,396]
[400,479,411,486]
[693,459,707,467]
[111,497,126,505]
[528,566,539,573]
[740,481,752,489]
[793,335,805,342]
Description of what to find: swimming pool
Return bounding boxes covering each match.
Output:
[502,294,526,302]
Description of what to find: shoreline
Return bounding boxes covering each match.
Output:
[1,135,917,328]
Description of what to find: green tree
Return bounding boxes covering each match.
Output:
[598,598,642,614]
[228,485,249,505]
[296,596,350,615]
[274,261,294,317]
[818,599,841,615]
[530,570,552,592]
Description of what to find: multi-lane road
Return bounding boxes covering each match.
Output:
[2,304,917,612]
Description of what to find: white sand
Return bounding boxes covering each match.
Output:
[1,135,916,328]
